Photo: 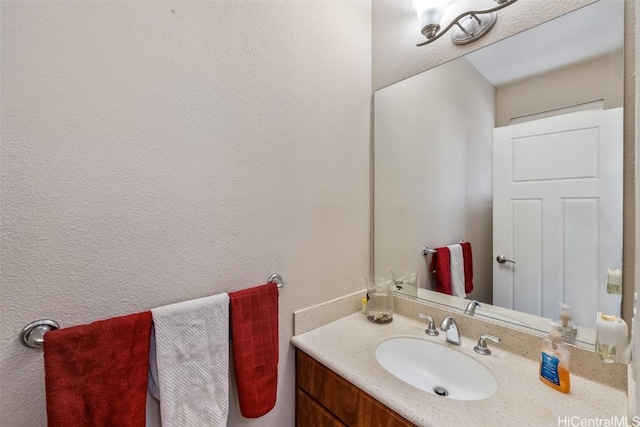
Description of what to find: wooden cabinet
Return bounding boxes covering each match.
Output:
[296,349,415,427]
[297,389,346,427]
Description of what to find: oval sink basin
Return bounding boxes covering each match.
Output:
[375,337,498,400]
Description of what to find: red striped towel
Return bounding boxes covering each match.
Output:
[43,312,152,427]
[461,241,474,293]
[229,283,279,418]
[430,247,452,295]
[430,243,474,295]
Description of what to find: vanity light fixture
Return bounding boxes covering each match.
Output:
[413,0,518,46]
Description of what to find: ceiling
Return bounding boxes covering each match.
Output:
[465,0,624,87]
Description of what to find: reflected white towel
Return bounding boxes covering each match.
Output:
[151,293,230,427]
[447,244,466,298]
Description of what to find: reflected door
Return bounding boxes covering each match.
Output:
[493,108,623,328]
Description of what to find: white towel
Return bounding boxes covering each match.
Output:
[447,244,466,298]
[148,325,160,401]
[151,293,230,427]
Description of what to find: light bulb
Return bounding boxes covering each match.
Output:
[412,0,446,37]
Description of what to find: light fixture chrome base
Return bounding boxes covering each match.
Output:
[451,12,497,45]
[421,23,441,40]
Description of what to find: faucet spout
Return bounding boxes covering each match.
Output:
[439,315,461,345]
[464,300,481,316]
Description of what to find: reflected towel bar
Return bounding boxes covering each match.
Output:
[423,241,466,256]
[19,273,285,349]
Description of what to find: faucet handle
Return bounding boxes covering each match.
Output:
[474,334,501,355]
[418,313,439,336]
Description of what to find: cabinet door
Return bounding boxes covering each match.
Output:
[297,389,346,427]
[296,350,414,427]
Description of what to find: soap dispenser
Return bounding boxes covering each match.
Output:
[552,303,578,343]
[539,329,570,393]
[595,312,629,364]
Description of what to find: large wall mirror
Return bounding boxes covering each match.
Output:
[374,0,624,348]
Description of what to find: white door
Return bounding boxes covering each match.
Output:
[493,108,623,328]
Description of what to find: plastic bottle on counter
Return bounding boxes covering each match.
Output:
[539,329,571,393]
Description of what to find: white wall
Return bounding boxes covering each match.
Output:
[496,51,624,127]
[0,2,371,426]
[374,58,495,304]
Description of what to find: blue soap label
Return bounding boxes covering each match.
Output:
[540,352,560,386]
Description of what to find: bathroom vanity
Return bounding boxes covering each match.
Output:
[291,301,628,427]
[296,349,413,426]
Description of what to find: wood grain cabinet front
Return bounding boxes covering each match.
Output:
[295,349,415,427]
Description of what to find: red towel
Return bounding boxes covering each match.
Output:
[43,312,152,427]
[229,283,279,418]
[430,247,452,295]
[461,241,474,293]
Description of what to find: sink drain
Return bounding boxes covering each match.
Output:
[433,386,449,397]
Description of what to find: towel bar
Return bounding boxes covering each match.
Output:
[267,273,285,290]
[20,273,285,349]
[423,241,466,256]
[19,319,60,349]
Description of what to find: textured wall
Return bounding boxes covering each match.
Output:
[634,0,639,414]
[0,1,371,426]
[622,0,637,325]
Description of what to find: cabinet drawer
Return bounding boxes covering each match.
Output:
[296,350,414,427]
[297,388,346,427]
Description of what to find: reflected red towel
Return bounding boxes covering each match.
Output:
[229,283,279,418]
[430,247,452,295]
[461,241,474,293]
[43,312,152,427]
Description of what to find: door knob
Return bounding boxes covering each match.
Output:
[496,255,516,264]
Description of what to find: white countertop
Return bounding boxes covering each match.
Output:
[291,312,628,427]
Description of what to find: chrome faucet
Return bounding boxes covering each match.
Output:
[464,300,481,316]
[418,313,439,336]
[474,334,501,355]
[439,315,461,345]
